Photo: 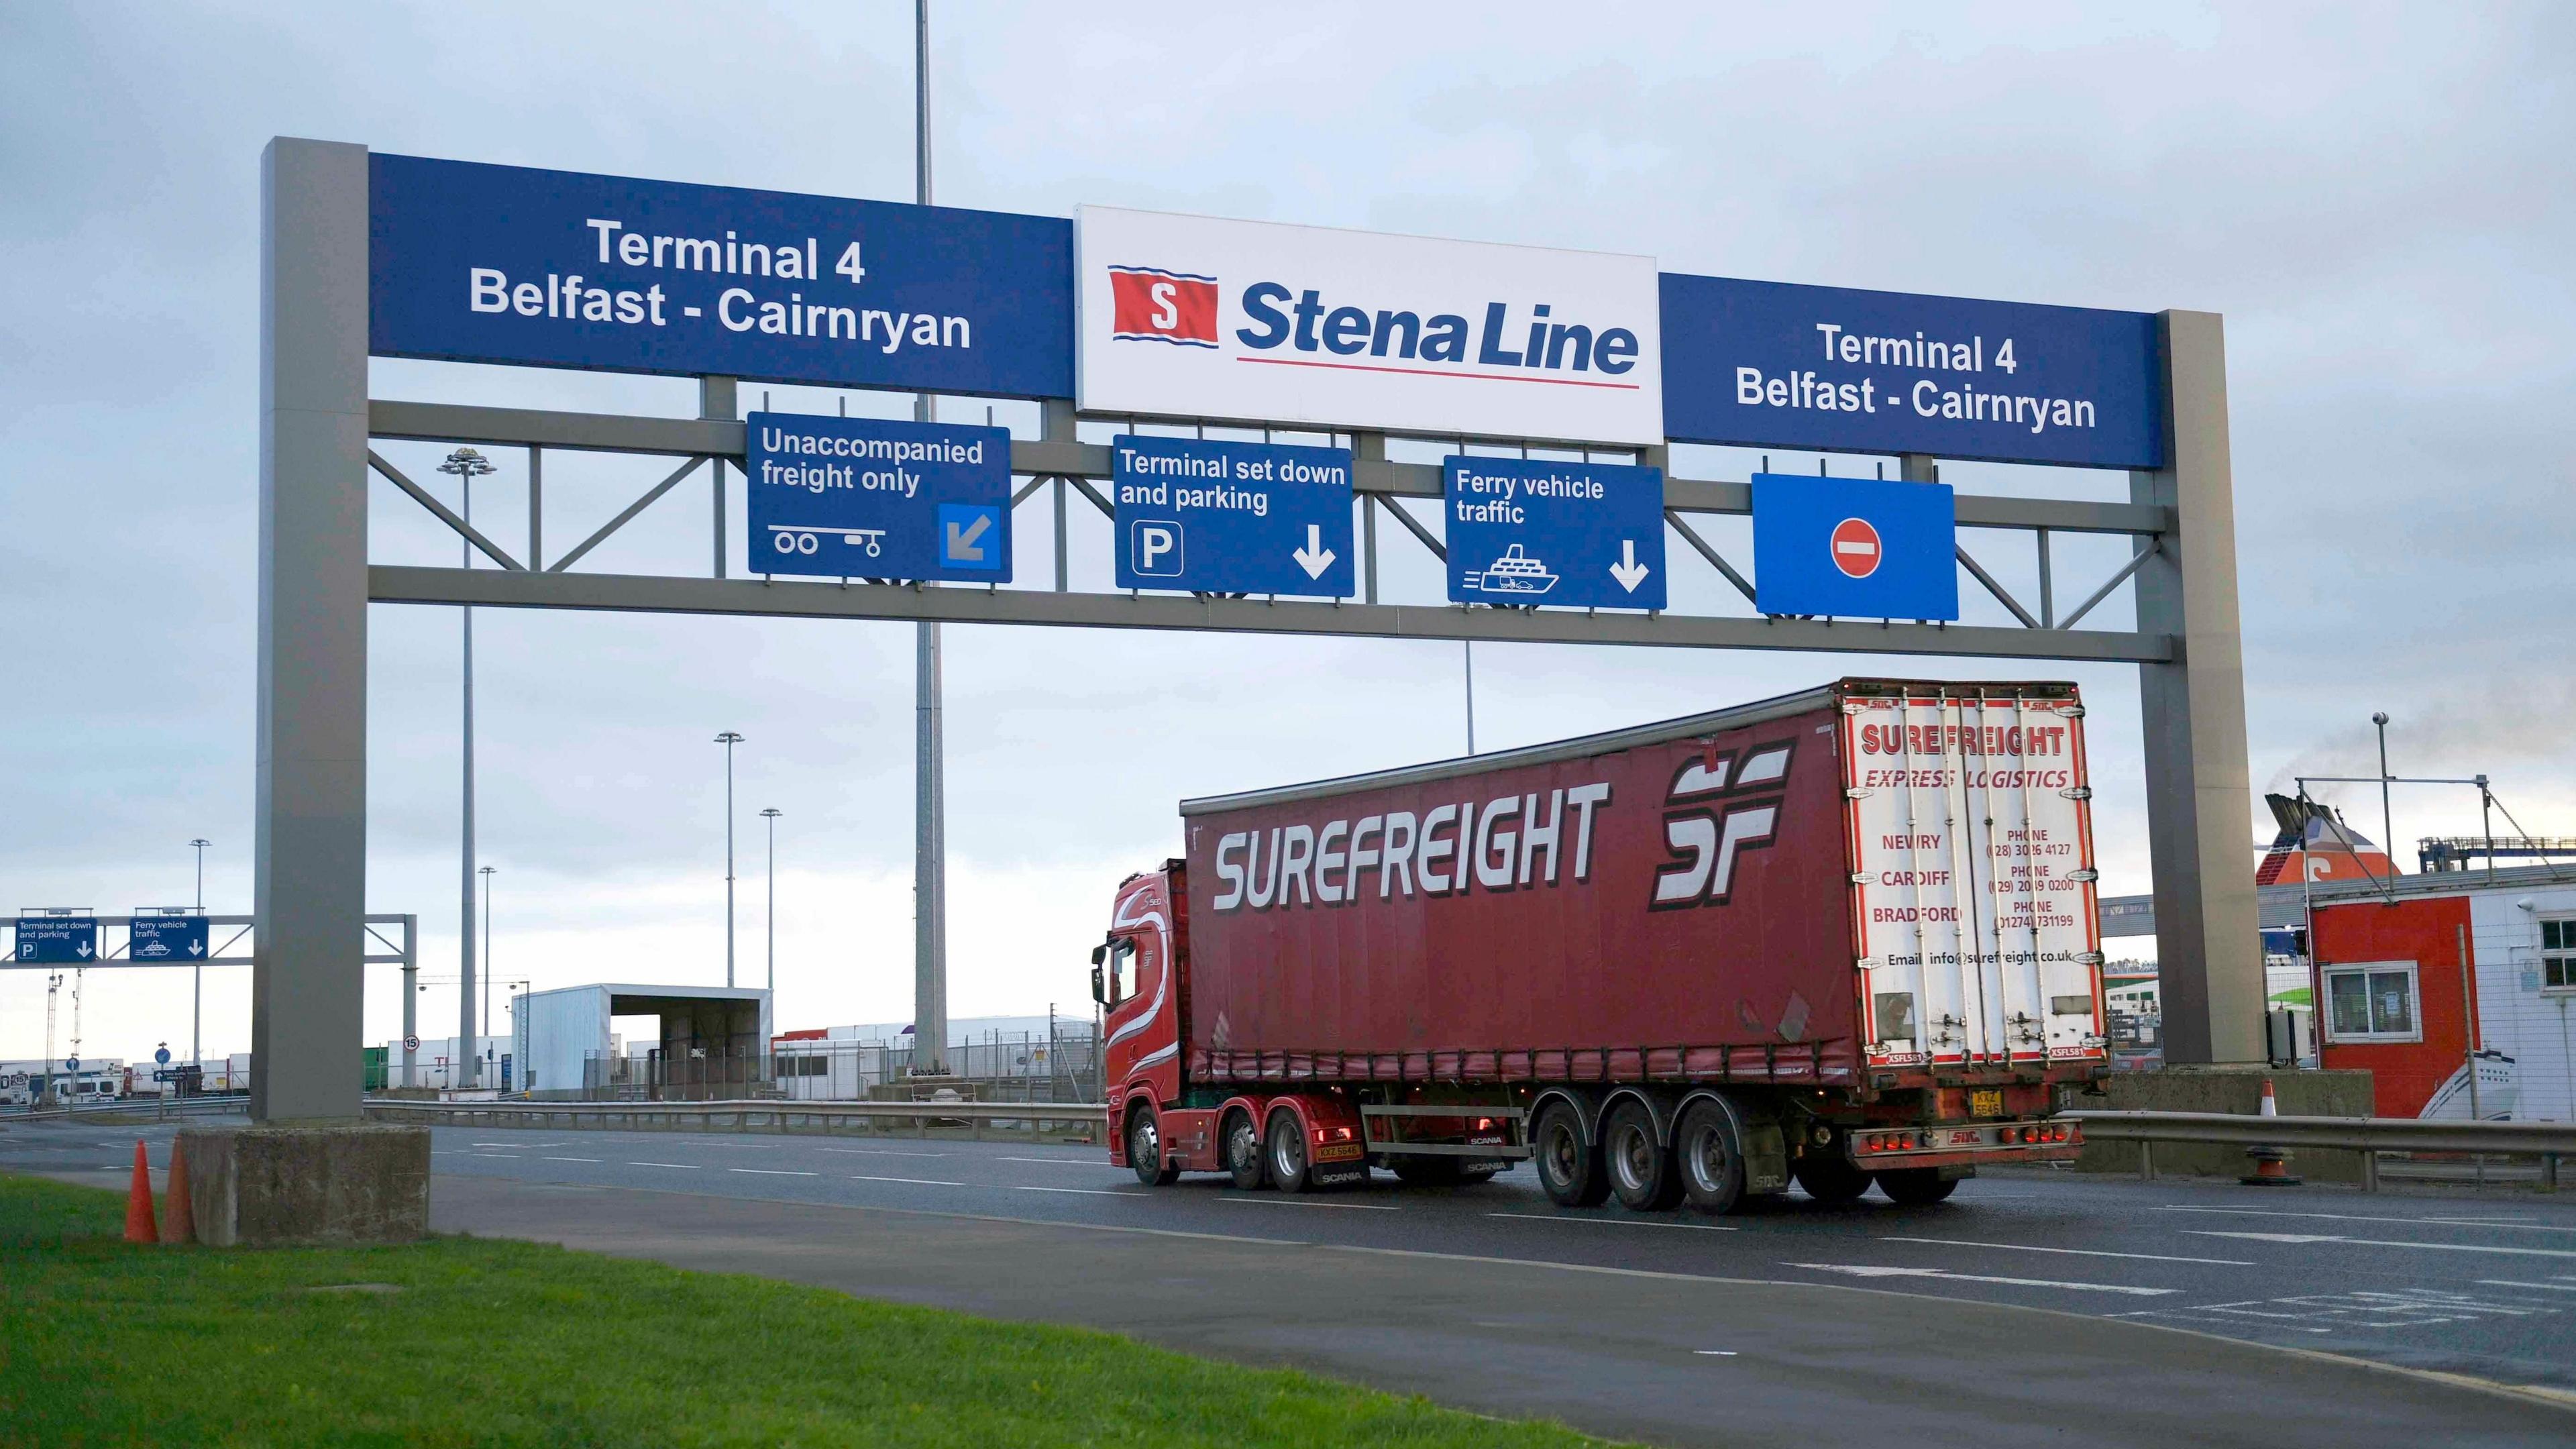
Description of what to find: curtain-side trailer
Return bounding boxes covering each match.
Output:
[1092,680,2105,1214]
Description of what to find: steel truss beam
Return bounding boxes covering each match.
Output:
[370,564,2172,662]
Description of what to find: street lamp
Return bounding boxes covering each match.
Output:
[715,732,744,988]
[441,446,497,1085]
[189,838,209,1071]
[479,865,496,1064]
[761,808,782,998]
[2371,712,2395,865]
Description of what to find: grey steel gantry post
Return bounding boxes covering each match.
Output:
[254,136,370,1121]
[2130,309,2264,1065]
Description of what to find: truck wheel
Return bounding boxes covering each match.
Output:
[1876,1168,1959,1205]
[1223,1110,1267,1191]
[1675,1099,1748,1216]
[1794,1152,1872,1204]
[1267,1109,1313,1193]
[1603,1101,1684,1212]
[1126,1104,1181,1187]
[1532,1101,1609,1208]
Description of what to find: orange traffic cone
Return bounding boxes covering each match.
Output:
[162,1136,196,1246]
[123,1140,160,1243]
[2240,1077,2303,1187]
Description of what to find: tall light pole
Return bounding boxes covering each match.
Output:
[2371,712,2396,867]
[189,838,209,1071]
[715,732,743,987]
[912,0,950,1075]
[441,445,496,1085]
[761,808,782,999]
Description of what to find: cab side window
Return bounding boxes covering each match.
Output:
[1106,939,1138,1008]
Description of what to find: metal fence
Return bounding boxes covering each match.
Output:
[2068,1109,2574,1191]
[574,1028,1102,1104]
[366,1097,1105,1142]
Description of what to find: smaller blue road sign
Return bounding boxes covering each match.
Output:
[1750,474,1958,621]
[14,916,97,965]
[129,916,211,963]
[745,412,1013,582]
[1112,435,1354,597]
[66,1057,79,1072]
[156,1046,172,1065]
[1444,456,1666,611]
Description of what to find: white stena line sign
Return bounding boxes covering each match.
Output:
[1075,206,1664,447]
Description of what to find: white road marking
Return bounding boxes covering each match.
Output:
[817,1148,947,1158]
[627,1161,702,1170]
[1489,1212,1736,1232]
[1787,1263,2175,1297]
[472,1141,565,1147]
[2189,1230,2576,1260]
[543,1157,602,1164]
[471,1153,522,1159]
[851,1175,965,1187]
[997,1157,1118,1167]
[1694,1350,1739,1356]
[2117,1287,2560,1332]
[1220,1195,1400,1211]
[1012,1185,1151,1198]
[729,1167,818,1177]
[2478,1279,2576,1292]
[1878,1236,2250,1266]
[2160,1205,2576,1233]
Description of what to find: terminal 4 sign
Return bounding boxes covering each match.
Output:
[1660,275,2166,470]
[369,154,1074,399]
[1445,457,1666,611]
[745,413,1012,582]
[1112,436,1354,598]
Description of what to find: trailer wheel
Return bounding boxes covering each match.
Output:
[1603,1101,1683,1211]
[1126,1104,1181,1187]
[1222,1110,1267,1191]
[1794,1152,1872,1204]
[1675,1099,1748,1216]
[1876,1168,1960,1205]
[1267,1109,1313,1193]
[1532,1101,1609,1208]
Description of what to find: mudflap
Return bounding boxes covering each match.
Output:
[1935,1163,1978,1183]
[1741,1119,1792,1196]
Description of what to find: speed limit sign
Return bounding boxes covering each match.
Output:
[402,1034,420,1052]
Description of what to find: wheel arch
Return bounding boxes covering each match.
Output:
[1527,1085,1607,1146]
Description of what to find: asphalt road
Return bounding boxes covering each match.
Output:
[11,1116,2576,1446]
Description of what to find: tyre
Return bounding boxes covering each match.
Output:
[1602,1100,1683,1212]
[1674,1098,1748,1216]
[1267,1109,1314,1193]
[1532,1100,1609,1208]
[1222,1109,1267,1191]
[1127,1104,1181,1187]
[1877,1168,1960,1205]
[1794,1150,1873,1204]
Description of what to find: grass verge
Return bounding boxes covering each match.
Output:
[0,1172,1620,1448]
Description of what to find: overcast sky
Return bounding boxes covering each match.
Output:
[3,2,2569,1066]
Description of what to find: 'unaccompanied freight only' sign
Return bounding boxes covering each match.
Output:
[368,154,1074,398]
[1659,275,2166,469]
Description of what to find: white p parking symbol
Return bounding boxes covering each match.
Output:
[1132,519,1184,578]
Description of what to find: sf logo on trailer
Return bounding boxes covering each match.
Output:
[1829,517,1882,578]
[1650,742,1793,910]
[1108,265,1220,347]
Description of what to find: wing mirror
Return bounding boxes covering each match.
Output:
[1089,943,1107,1004]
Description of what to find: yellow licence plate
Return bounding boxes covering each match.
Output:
[1970,1089,2005,1118]
[1314,1143,1364,1163]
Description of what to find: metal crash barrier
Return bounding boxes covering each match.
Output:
[2068,1110,2575,1191]
[363,1097,1106,1142]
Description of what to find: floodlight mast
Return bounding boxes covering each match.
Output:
[439,445,496,1086]
[912,0,949,1077]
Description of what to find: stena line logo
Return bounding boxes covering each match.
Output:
[1229,283,1643,388]
[1108,266,1220,347]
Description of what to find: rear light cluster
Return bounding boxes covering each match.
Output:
[1311,1125,1358,1143]
[1859,1132,1931,1154]
[2015,1123,2076,1144]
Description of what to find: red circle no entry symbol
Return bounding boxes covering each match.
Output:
[1830,517,1882,579]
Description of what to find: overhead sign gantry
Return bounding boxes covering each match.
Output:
[256,137,2258,1130]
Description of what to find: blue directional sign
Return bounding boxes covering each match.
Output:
[156,1046,172,1065]
[1444,457,1666,611]
[745,412,1013,582]
[1660,274,2165,469]
[1111,436,1354,597]
[370,152,1075,399]
[129,916,211,964]
[1750,474,1959,621]
[13,916,97,965]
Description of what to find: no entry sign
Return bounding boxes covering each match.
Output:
[1829,517,1883,579]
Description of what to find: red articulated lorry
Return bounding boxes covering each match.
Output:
[1093,679,2106,1214]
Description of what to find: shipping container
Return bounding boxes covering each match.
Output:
[1092,680,2105,1213]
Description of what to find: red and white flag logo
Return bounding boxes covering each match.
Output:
[1108,265,1219,348]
